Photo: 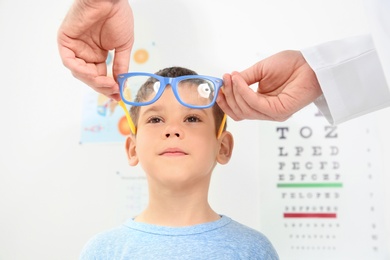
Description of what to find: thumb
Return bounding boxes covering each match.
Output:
[238,61,263,86]
[112,48,132,81]
[230,72,260,101]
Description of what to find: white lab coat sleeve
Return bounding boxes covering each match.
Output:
[301,35,390,125]
[301,0,390,125]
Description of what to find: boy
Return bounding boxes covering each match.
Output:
[80,67,279,259]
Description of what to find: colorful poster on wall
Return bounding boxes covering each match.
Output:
[80,88,130,144]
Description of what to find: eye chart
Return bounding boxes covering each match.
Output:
[257,105,388,260]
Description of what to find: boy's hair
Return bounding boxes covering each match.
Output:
[129,66,226,134]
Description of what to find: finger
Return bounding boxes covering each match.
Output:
[239,62,262,86]
[230,73,274,120]
[218,74,241,120]
[75,70,118,95]
[217,89,241,121]
[229,73,255,120]
[221,73,244,116]
[59,44,119,94]
[94,61,122,100]
[112,47,132,81]
[59,44,97,81]
[93,75,119,91]
[230,72,252,116]
[62,55,120,99]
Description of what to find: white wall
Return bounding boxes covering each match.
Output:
[0,0,389,259]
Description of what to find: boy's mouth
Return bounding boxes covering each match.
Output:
[160,148,188,156]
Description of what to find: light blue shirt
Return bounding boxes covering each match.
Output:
[80,215,279,260]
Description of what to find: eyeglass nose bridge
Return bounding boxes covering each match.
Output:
[153,77,192,108]
[155,77,178,98]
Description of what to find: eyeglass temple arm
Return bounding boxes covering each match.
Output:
[217,114,227,139]
[118,100,137,135]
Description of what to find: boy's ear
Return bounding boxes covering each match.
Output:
[217,131,234,165]
[125,135,139,166]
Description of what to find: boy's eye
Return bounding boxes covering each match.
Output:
[185,115,201,123]
[147,116,163,124]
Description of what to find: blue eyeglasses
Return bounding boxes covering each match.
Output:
[117,72,226,137]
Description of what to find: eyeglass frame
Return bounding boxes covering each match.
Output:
[117,72,227,138]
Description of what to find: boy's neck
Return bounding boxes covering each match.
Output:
[134,184,220,226]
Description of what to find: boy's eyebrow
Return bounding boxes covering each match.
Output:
[141,105,161,115]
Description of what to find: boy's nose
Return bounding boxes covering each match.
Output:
[165,133,180,138]
[163,124,184,139]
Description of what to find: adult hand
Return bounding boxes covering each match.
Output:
[57,0,134,101]
[217,50,322,121]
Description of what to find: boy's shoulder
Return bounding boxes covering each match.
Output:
[220,217,268,238]
[215,217,277,252]
[79,225,129,259]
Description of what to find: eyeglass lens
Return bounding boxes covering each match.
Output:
[122,75,216,107]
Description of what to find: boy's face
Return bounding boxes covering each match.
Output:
[125,86,233,188]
